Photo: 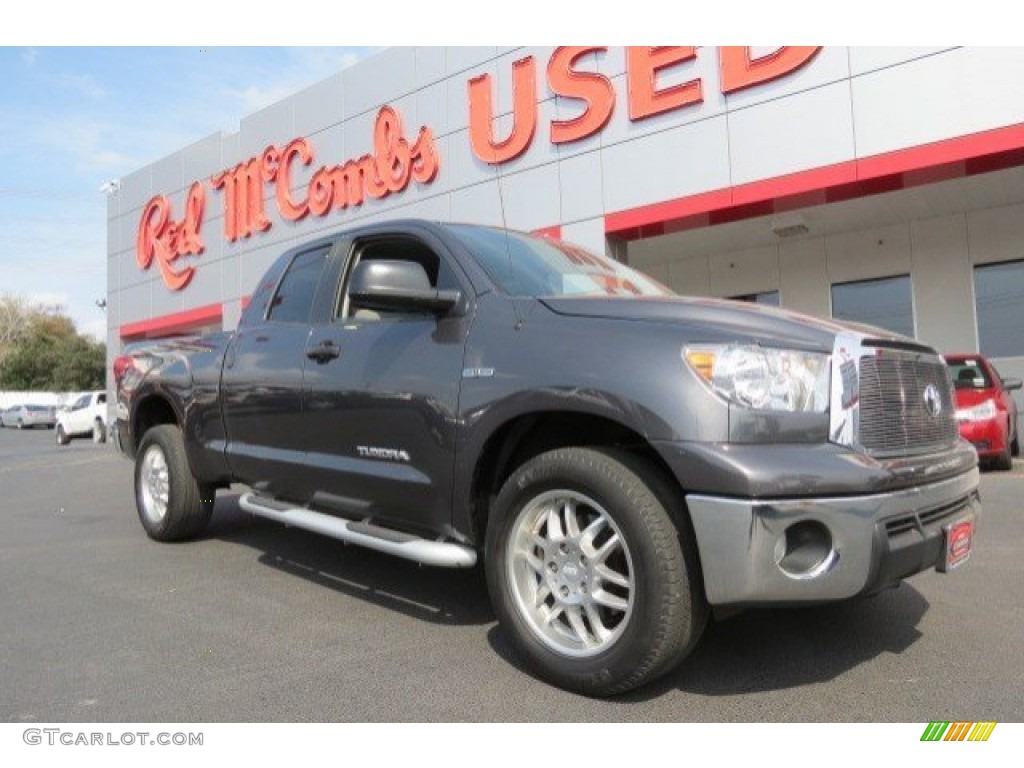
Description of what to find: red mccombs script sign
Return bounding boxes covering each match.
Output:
[136,47,820,291]
[136,106,439,291]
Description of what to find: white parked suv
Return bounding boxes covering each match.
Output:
[56,391,108,445]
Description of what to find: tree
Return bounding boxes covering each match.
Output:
[0,294,34,353]
[0,296,105,391]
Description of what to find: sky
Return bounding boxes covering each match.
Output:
[0,46,376,341]
[0,4,982,346]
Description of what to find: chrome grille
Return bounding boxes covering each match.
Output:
[858,349,959,456]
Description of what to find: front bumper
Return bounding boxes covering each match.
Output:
[957,418,1006,458]
[686,468,980,606]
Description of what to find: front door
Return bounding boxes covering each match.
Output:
[300,229,472,533]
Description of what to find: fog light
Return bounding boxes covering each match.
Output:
[776,520,836,578]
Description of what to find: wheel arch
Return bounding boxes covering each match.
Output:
[464,409,695,553]
[130,391,182,453]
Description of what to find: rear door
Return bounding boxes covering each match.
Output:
[221,241,341,502]
[299,226,473,532]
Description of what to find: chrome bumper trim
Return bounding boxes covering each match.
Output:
[686,468,980,605]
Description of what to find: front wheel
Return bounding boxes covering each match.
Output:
[56,424,70,445]
[134,424,214,541]
[485,447,707,696]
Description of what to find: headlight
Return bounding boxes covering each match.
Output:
[956,399,997,422]
[685,344,830,413]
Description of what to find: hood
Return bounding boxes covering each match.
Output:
[539,295,918,352]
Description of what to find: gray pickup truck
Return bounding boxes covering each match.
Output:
[114,220,980,696]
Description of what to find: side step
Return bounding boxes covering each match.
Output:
[238,492,477,568]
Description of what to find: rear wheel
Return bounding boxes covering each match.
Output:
[134,424,214,541]
[16,419,24,430]
[92,418,106,444]
[485,447,707,697]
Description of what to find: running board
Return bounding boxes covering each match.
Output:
[238,492,477,568]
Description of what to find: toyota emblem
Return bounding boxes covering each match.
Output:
[923,384,942,417]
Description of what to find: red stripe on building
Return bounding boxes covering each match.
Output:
[532,225,563,239]
[605,122,1024,240]
[120,302,223,340]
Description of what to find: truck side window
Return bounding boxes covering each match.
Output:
[268,246,330,324]
[338,237,458,321]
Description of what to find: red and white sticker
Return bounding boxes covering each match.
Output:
[941,517,974,572]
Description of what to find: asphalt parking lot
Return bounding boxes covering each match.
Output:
[1,426,1022,723]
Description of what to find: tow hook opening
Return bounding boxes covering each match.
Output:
[775,520,837,579]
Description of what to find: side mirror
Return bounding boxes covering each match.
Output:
[348,260,461,315]
[1003,377,1022,391]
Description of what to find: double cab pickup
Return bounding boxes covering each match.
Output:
[114,220,980,695]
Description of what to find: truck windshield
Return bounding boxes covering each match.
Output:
[445,224,673,298]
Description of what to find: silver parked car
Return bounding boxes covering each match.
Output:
[1,404,57,429]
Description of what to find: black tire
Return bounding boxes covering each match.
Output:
[134,424,214,541]
[485,447,707,697]
[92,418,106,444]
[56,424,71,446]
[1012,432,1019,458]
[994,442,1013,471]
[16,419,23,430]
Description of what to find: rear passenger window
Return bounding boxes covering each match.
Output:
[268,246,330,324]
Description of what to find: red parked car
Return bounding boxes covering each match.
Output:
[945,353,1021,470]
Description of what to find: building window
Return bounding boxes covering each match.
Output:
[730,290,779,306]
[831,275,914,338]
[975,260,1024,357]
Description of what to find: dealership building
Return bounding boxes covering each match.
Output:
[106,46,1024,387]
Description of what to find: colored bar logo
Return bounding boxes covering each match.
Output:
[921,722,997,741]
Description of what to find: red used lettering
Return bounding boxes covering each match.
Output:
[548,47,615,144]
[627,47,702,120]
[468,56,537,164]
[719,46,822,94]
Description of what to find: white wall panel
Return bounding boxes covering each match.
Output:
[292,73,345,137]
[778,238,830,319]
[558,151,604,224]
[446,48,499,77]
[602,115,730,211]
[967,201,1024,265]
[825,222,912,284]
[708,245,780,297]
[560,218,606,255]
[238,99,293,158]
[414,46,446,90]
[852,48,1024,158]
[499,164,561,232]
[729,81,855,186]
[848,47,956,76]
[182,133,221,187]
[450,182,505,228]
[666,256,711,296]
[342,47,417,117]
[911,214,977,351]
